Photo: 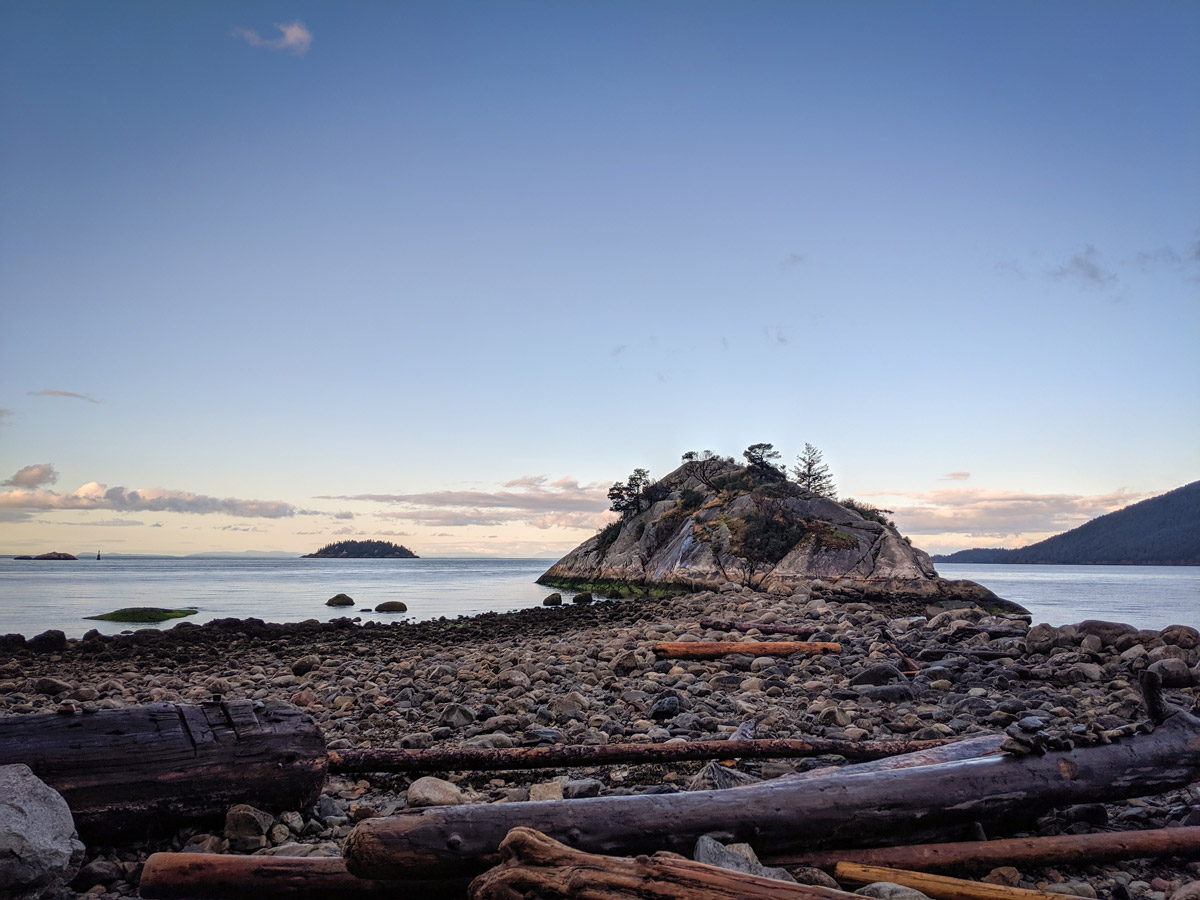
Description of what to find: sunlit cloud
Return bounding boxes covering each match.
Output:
[231,21,313,55]
[333,510,355,519]
[1048,244,1117,288]
[27,389,100,403]
[0,481,297,518]
[325,476,610,529]
[939,472,971,481]
[3,463,59,489]
[862,486,1145,537]
[72,518,145,527]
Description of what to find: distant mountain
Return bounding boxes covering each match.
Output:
[933,481,1200,566]
[301,539,418,559]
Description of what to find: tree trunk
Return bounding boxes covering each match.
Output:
[0,701,326,839]
[773,826,1200,873]
[468,826,861,900]
[343,708,1200,880]
[139,852,468,900]
[329,736,964,775]
[834,863,1064,900]
[652,641,840,660]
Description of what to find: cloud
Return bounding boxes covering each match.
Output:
[329,476,611,529]
[215,524,265,532]
[3,463,59,489]
[0,409,12,424]
[939,472,971,481]
[0,481,297,518]
[780,252,805,270]
[72,518,145,527]
[995,260,1026,280]
[610,345,627,357]
[1048,244,1117,288]
[332,510,355,520]
[862,486,1145,537]
[232,21,313,54]
[28,389,100,403]
[763,326,787,345]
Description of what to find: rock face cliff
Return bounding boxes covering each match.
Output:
[540,459,1014,610]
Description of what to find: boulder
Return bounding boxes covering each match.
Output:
[1075,620,1138,646]
[1148,658,1193,689]
[373,601,408,613]
[0,764,85,899]
[1162,624,1200,650]
[224,803,274,852]
[325,593,355,607]
[407,777,463,808]
[291,654,321,676]
[855,884,932,900]
[692,835,796,883]
[571,592,594,605]
[541,593,563,606]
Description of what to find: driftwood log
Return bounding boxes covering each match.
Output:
[773,826,1200,873]
[343,707,1200,879]
[834,863,1064,900]
[698,618,820,637]
[468,826,862,900]
[652,641,840,660]
[139,852,468,900]
[0,700,326,838]
[328,736,963,775]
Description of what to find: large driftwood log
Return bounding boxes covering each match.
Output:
[0,701,326,839]
[468,826,862,900]
[139,852,467,900]
[834,862,1064,900]
[773,826,1200,873]
[329,736,963,775]
[343,708,1200,879]
[652,641,840,660]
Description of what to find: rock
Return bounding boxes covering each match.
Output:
[1148,658,1193,689]
[692,835,796,883]
[857,684,915,703]
[791,866,843,889]
[30,552,77,561]
[291,655,321,676]
[1162,625,1200,650]
[325,593,355,607]
[224,803,274,852]
[529,781,563,802]
[374,601,408,613]
[850,664,906,687]
[571,592,594,605]
[33,677,72,697]
[1025,624,1057,655]
[71,857,124,890]
[407,776,463,807]
[542,593,562,606]
[649,694,683,720]
[687,761,761,791]
[0,764,85,899]
[1170,882,1200,900]
[855,883,932,900]
[1075,619,1138,646]
[563,778,603,799]
[27,630,67,653]
[982,867,1023,886]
[439,703,475,728]
[1045,882,1097,897]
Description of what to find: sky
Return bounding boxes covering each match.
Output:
[1,1,1197,558]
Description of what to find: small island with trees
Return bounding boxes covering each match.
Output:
[301,540,419,559]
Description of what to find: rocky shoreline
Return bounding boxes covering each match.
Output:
[2,582,1199,900]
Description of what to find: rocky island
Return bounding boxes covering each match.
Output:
[12,551,78,561]
[541,448,1021,615]
[301,540,418,559]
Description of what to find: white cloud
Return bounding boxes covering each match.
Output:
[0,481,296,518]
[3,463,59,489]
[27,389,100,403]
[938,471,971,481]
[232,21,313,55]
[1048,244,1117,288]
[0,408,12,424]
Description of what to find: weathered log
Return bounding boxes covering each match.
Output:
[0,701,326,839]
[698,618,820,637]
[652,641,840,660]
[343,708,1200,879]
[468,826,861,900]
[139,852,468,899]
[329,736,964,775]
[834,862,1063,900]
[773,826,1200,873]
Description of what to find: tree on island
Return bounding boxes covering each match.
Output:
[792,443,837,498]
[742,442,786,482]
[301,540,418,559]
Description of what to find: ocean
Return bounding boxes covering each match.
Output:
[0,557,1196,640]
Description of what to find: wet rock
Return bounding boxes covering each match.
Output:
[225,803,274,851]
[374,601,408,613]
[542,593,562,606]
[692,835,796,883]
[572,592,594,605]
[1148,658,1193,688]
[325,594,355,607]
[855,883,931,900]
[27,630,67,653]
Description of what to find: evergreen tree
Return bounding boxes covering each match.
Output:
[792,443,837,498]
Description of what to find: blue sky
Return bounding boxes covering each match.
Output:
[2,1,1197,557]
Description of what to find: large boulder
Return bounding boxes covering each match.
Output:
[0,764,85,899]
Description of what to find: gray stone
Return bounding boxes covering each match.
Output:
[224,803,274,851]
[374,601,408,613]
[1169,882,1200,900]
[1025,624,1057,655]
[1161,625,1200,650]
[0,764,85,900]
[850,664,906,687]
[692,835,796,883]
[542,593,562,606]
[407,776,463,807]
[790,866,843,889]
[1148,658,1193,689]
[855,883,932,900]
[687,760,761,791]
[33,678,71,697]
[439,703,475,728]
[1075,619,1137,646]
[71,857,123,890]
[649,694,683,720]
[563,778,603,799]
[291,655,321,676]
[857,684,915,703]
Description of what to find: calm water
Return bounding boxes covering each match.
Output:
[0,557,1195,640]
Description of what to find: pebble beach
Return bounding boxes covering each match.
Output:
[3,582,1199,900]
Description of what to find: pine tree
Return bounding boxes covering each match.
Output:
[792,443,837,498]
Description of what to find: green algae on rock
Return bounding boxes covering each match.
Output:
[84,607,198,623]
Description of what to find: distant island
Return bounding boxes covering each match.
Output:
[933,480,1200,566]
[13,552,78,561]
[301,540,419,559]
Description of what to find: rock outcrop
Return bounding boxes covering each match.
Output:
[540,458,1019,612]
